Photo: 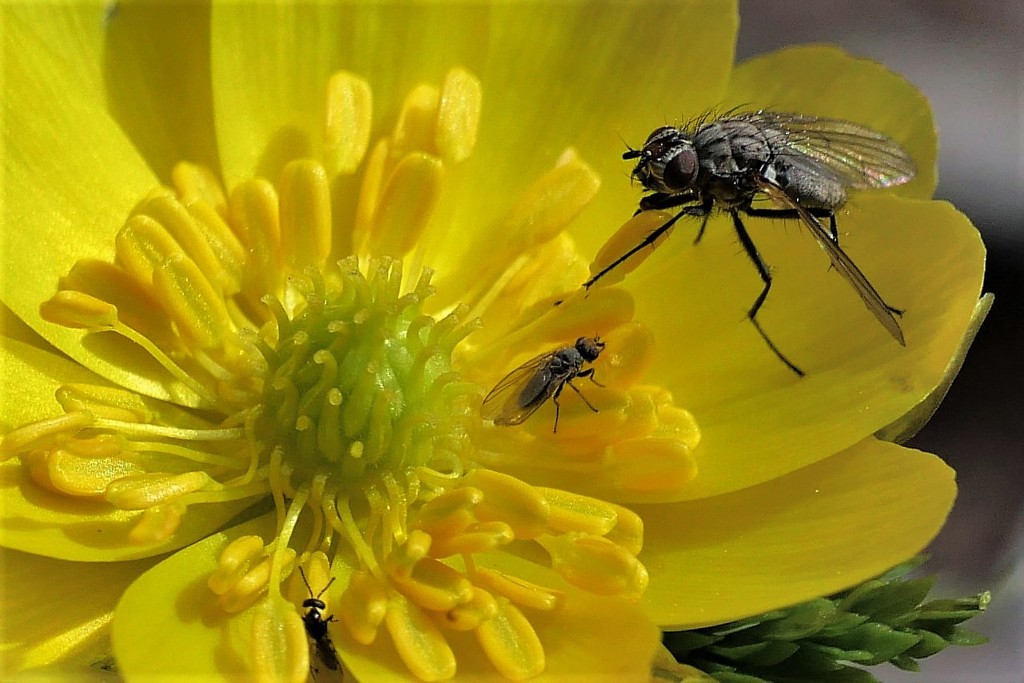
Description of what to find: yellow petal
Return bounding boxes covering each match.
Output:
[113,513,285,680]
[638,438,956,627]
[625,195,983,499]
[2,5,165,400]
[101,2,219,182]
[0,548,159,673]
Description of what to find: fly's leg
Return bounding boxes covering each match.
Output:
[550,383,564,434]
[729,210,806,377]
[744,206,839,244]
[584,197,712,289]
[566,375,600,412]
[579,367,605,388]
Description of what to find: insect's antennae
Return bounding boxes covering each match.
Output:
[316,577,336,600]
[298,566,314,597]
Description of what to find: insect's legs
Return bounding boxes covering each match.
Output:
[583,210,688,289]
[728,210,805,377]
[745,206,839,244]
[568,370,602,411]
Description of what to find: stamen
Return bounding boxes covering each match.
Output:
[280,161,333,270]
[435,68,482,164]
[475,599,545,680]
[324,71,374,176]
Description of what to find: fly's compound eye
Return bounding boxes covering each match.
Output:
[661,146,698,191]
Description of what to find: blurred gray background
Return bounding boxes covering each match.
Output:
[737,1,1023,681]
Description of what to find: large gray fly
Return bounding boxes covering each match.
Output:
[585,110,915,375]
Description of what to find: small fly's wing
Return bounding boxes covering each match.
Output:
[738,111,915,189]
[481,351,560,426]
[753,176,905,345]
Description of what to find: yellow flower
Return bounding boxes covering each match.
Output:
[0,2,984,682]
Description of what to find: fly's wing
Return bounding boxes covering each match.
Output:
[753,176,906,345]
[481,352,559,426]
[737,111,915,189]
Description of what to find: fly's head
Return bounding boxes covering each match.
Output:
[574,336,605,362]
[625,126,697,195]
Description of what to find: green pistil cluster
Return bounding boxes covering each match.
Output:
[256,256,476,483]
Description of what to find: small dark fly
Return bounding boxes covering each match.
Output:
[298,567,341,677]
[586,110,915,375]
[481,337,605,433]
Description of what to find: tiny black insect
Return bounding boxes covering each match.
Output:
[586,110,915,375]
[298,567,341,675]
[481,336,605,433]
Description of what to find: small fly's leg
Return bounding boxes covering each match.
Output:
[729,210,805,377]
[566,375,600,413]
[550,384,564,433]
[580,367,605,388]
[745,206,839,244]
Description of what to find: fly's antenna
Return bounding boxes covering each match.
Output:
[299,566,337,600]
[298,566,314,597]
[617,131,640,161]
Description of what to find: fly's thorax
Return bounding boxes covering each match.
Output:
[692,119,774,179]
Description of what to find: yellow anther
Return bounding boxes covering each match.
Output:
[128,503,185,545]
[55,384,154,423]
[250,596,310,683]
[537,488,618,536]
[605,503,645,556]
[540,533,649,598]
[589,210,676,288]
[172,161,228,217]
[502,157,600,250]
[0,411,94,459]
[390,556,474,611]
[153,252,232,348]
[602,436,699,497]
[353,138,389,243]
[463,469,550,539]
[324,71,373,175]
[104,470,217,509]
[386,529,433,578]
[598,322,656,388]
[441,586,497,631]
[436,67,481,163]
[115,214,183,287]
[428,521,515,558]
[214,545,296,613]
[413,486,482,537]
[228,178,282,285]
[656,404,702,450]
[338,571,390,645]
[384,592,457,681]
[279,160,332,268]
[372,151,443,258]
[137,196,225,287]
[471,568,564,612]
[391,83,441,160]
[186,199,247,295]
[210,535,267,595]
[475,599,545,680]
[33,447,141,497]
[38,290,119,329]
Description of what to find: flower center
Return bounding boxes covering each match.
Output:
[2,66,705,681]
